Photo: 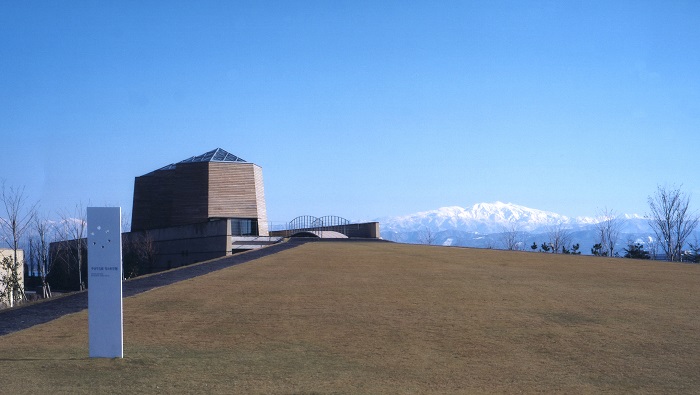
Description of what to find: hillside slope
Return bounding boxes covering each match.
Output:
[1,242,699,393]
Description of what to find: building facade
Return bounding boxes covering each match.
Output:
[131,148,268,236]
[0,248,24,307]
[124,148,276,272]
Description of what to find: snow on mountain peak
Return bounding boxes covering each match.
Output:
[378,202,653,236]
[380,202,578,234]
[468,201,568,224]
[377,202,661,250]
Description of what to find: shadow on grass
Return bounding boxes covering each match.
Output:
[0,357,89,361]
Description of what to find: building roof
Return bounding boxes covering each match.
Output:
[154,148,247,172]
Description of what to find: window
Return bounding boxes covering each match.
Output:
[231,219,259,236]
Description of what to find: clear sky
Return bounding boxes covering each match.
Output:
[1,1,699,227]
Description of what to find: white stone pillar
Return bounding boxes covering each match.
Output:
[87,207,124,358]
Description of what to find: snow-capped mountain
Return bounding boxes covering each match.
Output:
[377,202,654,252]
[379,202,597,234]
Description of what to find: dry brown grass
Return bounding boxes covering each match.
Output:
[1,242,699,394]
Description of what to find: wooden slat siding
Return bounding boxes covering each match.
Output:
[132,163,209,231]
[132,169,176,231]
[207,162,260,219]
[253,165,269,236]
[171,162,209,227]
[131,175,150,231]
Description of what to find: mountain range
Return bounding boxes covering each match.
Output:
[377,202,656,254]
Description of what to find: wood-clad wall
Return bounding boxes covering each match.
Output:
[132,169,174,231]
[171,162,209,227]
[132,163,209,231]
[207,162,260,219]
[253,165,269,236]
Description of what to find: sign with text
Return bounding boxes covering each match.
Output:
[87,207,124,358]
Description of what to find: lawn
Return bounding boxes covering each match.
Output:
[1,242,699,393]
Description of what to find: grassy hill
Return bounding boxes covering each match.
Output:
[1,242,699,393]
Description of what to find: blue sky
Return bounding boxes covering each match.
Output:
[1,1,699,226]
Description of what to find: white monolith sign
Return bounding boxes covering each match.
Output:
[87,207,124,358]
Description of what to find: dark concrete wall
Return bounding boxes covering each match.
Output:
[125,220,230,271]
[270,222,381,239]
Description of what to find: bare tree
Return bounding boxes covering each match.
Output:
[123,230,157,279]
[121,209,131,233]
[547,223,572,254]
[647,185,699,262]
[418,226,436,245]
[55,203,88,290]
[594,208,623,257]
[647,236,660,260]
[499,222,522,251]
[31,214,54,298]
[688,235,700,263]
[392,231,408,244]
[0,182,37,307]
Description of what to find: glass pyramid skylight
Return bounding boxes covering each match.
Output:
[155,148,247,171]
[179,148,247,164]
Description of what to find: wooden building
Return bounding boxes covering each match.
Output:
[51,149,279,279]
[131,148,269,236]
